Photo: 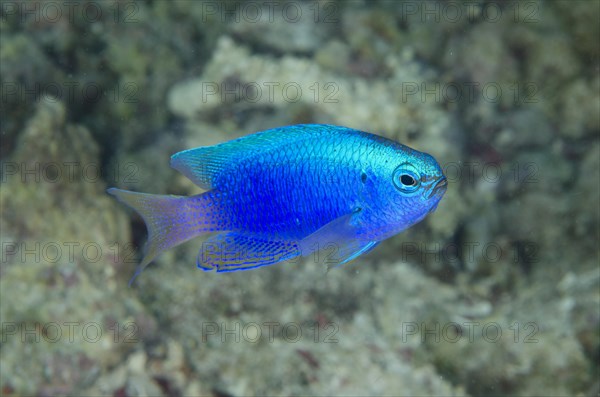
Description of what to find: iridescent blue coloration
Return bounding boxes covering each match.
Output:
[108,124,447,284]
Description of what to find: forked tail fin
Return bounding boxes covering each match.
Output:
[107,188,207,286]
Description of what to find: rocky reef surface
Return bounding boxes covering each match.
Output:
[1,1,598,396]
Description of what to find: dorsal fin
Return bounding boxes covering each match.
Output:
[170,124,347,189]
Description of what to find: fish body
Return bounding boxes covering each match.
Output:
[108,124,447,284]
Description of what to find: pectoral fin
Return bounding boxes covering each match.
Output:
[198,232,300,272]
[297,210,379,268]
[332,240,379,266]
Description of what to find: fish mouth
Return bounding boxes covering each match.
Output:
[427,176,448,199]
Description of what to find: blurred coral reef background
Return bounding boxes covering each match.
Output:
[0,1,598,395]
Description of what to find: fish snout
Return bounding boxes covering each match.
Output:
[427,176,447,199]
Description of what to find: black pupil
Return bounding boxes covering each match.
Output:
[400,174,416,186]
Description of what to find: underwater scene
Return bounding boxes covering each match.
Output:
[1,0,599,395]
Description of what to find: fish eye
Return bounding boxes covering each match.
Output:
[400,174,416,186]
[393,164,421,193]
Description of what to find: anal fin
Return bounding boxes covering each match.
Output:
[198,233,300,272]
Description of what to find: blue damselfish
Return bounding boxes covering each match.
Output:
[108,124,447,284]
